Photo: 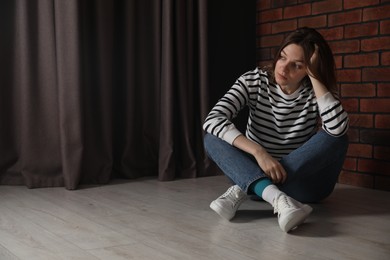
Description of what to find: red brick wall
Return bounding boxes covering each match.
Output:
[256,0,390,191]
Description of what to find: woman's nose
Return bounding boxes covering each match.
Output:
[280,64,288,74]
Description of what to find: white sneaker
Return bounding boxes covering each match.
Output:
[210,185,248,220]
[273,193,312,232]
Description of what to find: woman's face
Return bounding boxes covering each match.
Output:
[274,43,308,94]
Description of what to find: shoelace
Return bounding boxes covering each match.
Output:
[220,186,245,207]
[273,194,292,214]
[219,186,236,199]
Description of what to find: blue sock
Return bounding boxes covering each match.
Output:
[249,178,273,197]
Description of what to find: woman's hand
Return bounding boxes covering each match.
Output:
[232,135,287,183]
[253,150,287,184]
[307,44,319,78]
[306,44,329,98]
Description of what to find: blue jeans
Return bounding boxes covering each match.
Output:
[204,131,348,203]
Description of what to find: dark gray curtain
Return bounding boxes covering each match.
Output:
[0,0,214,189]
[0,0,255,189]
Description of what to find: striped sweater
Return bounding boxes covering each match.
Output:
[203,68,349,159]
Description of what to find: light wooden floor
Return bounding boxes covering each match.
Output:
[0,175,389,260]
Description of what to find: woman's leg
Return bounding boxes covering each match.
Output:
[278,131,349,203]
[204,133,313,232]
[203,133,267,192]
[204,133,268,220]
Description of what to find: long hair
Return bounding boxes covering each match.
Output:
[266,27,338,95]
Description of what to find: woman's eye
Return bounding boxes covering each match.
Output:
[294,63,303,69]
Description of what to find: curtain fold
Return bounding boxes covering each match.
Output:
[0,0,216,189]
[15,0,64,187]
[159,0,210,180]
[54,0,84,189]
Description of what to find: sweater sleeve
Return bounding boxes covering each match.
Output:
[203,74,251,145]
[317,92,349,136]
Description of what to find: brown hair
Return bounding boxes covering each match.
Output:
[266,27,338,95]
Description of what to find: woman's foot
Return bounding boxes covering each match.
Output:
[273,193,313,232]
[210,185,248,220]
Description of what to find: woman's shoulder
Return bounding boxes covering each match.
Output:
[241,67,271,83]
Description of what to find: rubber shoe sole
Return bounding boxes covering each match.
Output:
[210,200,235,220]
[280,206,312,232]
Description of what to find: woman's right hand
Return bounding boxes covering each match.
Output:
[233,134,287,184]
[253,149,287,184]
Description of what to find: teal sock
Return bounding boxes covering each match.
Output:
[249,178,273,197]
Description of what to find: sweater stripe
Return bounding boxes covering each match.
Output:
[203,68,349,159]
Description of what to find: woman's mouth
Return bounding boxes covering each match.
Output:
[277,73,287,81]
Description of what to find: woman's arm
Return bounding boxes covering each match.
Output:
[307,46,349,136]
[203,72,253,144]
[232,135,287,184]
[308,74,328,99]
[307,45,329,99]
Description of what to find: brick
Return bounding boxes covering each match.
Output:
[329,40,360,54]
[257,0,271,10]
[338,171,374,188]
[271,47,279,59]
[347,128,360,142]
[344,0,380,9]
[318,27,344,41]
[360,98,390,113]
[272,0,298,8]
[347,143,373,157]
[312,0,342,14]
[343,157,357,171]
[298,15,327,28]
[341,83,376,97]
[348,114,373,128]
[363,4,390,21]
[284,4,311,19]
[257,48,272,61]
[378,83,390,97]
[272,19,297,34]
[360,129,390,145]
[345,22,379,39]
[382,51,390,66]
[362,67,390,81]
[257,23,272,36]
[258,34,284,48]
[328,10,362,27]
[374,176,390,191]
[380,20,390,35]
[342,99,359,112]
[334,55,342,69]
[374,146,390,160]
[361,37,390,52]
[337,69,361,82]
[375,115,390,129]
[258,8,283,23]
[344,53,379,68]
[358,158,390,175]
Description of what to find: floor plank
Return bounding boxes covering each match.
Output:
[0,176,389,260]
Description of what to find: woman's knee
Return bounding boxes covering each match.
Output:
[203,133,229,159]
[203,133,217,153]
[310,131,349,161]
[320,131,349,151]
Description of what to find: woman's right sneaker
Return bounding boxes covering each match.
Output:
[210,185,248,221]
[273,193,313,232]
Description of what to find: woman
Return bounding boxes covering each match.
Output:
[203,27,349,232]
